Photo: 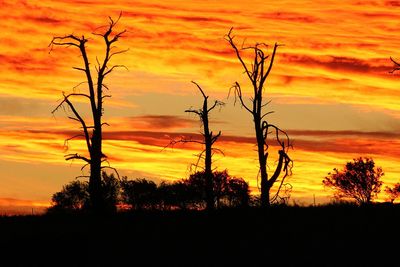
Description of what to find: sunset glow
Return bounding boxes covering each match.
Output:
[1,0,400,211]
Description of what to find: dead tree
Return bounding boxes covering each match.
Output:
[225,29,292,208]
[169,81,224,211]
[50,15,126,212]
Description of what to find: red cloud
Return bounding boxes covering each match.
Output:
[282,54,391,75]
[126,115,198,130]
[258,12,320,23]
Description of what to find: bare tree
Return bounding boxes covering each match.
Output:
[225,29,292,208]
[169,81,224,211]
[49,15,126,212]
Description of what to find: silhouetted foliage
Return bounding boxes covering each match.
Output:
[120,178,158,210]
[323,157,384,205]
[157,180,201,210]
[49,15,126,213]
[187,170,250,208]
[51,171,250,212]
[225,29,293,208]
[50,180,89,212]
[49,172,120,213]
[118,171,250,211]
[101,172,120,212]
[384,183,400,203]
[226,176,250,208]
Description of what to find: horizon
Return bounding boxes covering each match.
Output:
[1,0,400,213]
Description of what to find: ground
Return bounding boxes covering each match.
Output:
[0,206,398,266]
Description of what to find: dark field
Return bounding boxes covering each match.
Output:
[0,206,399,266]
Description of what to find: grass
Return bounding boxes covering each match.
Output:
[0,205,399,266]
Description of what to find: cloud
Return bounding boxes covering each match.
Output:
[20,128,400,159]
[0,53,58,74]
[24,15,63,24]
[123,10,232,25]
[258,12,320,23]
[385,1,400,6]
[288,130,400,139]
[0,197,49,207]
[282,54,390,75]
[127,115,198,130]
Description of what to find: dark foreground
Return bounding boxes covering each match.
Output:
[0,206,399,267]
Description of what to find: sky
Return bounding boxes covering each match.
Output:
[1,0,400,211]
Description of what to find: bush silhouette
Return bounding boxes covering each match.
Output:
[50,170,250,212]
[187,170,250,209]
[49,172,120,213]
[120,178,158,210]
[323,157,383,205]
[384,183,400,203]
[50,180,90,212]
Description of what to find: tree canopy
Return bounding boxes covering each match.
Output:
[323,157,383,205]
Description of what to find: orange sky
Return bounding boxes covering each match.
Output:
[1,0,400,211]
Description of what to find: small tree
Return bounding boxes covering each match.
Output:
[323,157,384,205]
[187,170,250,208]
[101,172,120,212]
[120,178,158,210]
[226,177,250,208]
[158,180,200,210]
[384,183,400,204]
[49,172,121,213]
[50,180,89,212]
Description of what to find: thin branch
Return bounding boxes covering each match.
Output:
[164,137,205,150]
[185,108,202,116]
[101,166,120,179]
[191,81,207,99]
[208,100,225,113]
[65,153,91,163]
[225,28,252,82]
[103,64,128,76]
[230,82,252,113]
[63,134,84,149]
[52,92,92,153]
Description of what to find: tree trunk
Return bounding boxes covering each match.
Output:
[203,104,215,211]
[89,126,104,212]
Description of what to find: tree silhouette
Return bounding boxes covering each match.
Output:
[49,172,121,213]
[225,29,292,208]
[384,183,400,204]
[158,180,201,210]
[323,157,383,205]
[187,170,250,208]
[120,178,158,210]
[169,81,224,211]
[49,15,126,212]
[101,172,121,212]
[50,180,89,212]
[226,176,250,208]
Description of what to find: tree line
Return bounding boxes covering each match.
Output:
[49,170,251,213]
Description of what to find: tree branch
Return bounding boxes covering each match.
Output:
[65,153,91,163]
[53,92,92,153]
[229,82,252,114]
